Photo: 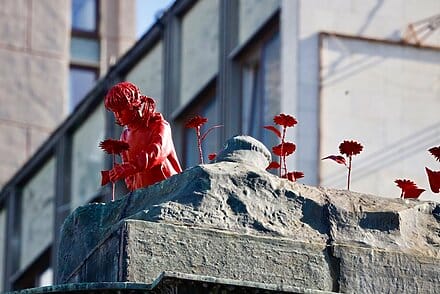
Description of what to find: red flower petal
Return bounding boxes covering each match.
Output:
[403,188,425,199]
[263,125,282,138]
[395,179,417,191]
[208,153,217,161]
[99,139,129,154]
[426,167,440,193]
[272,142,296,157]
[185,115,208,129]
[283,171,304,182]
[273,114,297,128]
[428,146,440,162]
[339,140,363,157]
[395,179,425,199]
[321,155,347,166]
[266,161,280,170]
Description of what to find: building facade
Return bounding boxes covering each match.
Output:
[0,0,135,290]
[0,0,439,291]
[0,0,135,189]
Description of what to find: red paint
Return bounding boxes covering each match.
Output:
[100,82,182,192]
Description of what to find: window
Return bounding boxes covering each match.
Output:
[20,158,56,271]
[70,105,106,210]
[241,31,281,150]
[0,207,6,291]
[69,67,98,111]
[69,0,100,112]
[72,0,97,32]
[179,85,220,168]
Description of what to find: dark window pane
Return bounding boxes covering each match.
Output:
[242,31,280,150]
[69,67,97,111]
[72,0,97,32]
[70,36,100,64]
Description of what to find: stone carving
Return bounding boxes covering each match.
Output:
[59,136,440,293]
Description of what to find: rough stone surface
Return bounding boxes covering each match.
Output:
[58,136,440,293]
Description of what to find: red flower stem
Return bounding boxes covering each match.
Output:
[347,156,352,190]
[197,127,204,164]
[282,127,287,175]
[112,154,116,201]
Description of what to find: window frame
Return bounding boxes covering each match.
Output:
[174,79,218,168]
[68,65,99,112]
[71,0,99,36]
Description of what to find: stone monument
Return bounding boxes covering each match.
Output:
[57,136,440,293]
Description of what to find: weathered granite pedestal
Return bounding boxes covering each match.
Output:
[57,136,440,293]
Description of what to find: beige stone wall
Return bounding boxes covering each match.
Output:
[100,0,136,73]
[0,0,69,188]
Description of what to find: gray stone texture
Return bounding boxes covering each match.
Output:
[58,136,440,293]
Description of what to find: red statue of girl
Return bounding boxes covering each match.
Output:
[100,82,182,191]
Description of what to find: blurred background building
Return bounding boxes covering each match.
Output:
[0,0,439,291]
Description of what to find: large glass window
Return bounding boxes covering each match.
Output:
[238,0,280,45]
[241,31,281,151]
[70,37,100,64]
[0,207,6,291]
[180,0,219,107]
[20,157,56,271]
[69,67,98,111]
[181,87,220,168]
[71,105,106,210]
[125,42,164,113]
[70,0,99,112]
[72,0,97,32]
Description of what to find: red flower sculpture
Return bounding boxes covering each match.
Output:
[283,171,304,182]
[99,139,129,154]
[185,115,208,129]
[322,139,363,190]
[273,113,298,128]
[99,138,130,201]
[426,168,440,193]
[272,142,296,157]
[395,179,425,199]
[266,161,281,170]
[339,140,363,157]
[321,155,347,166]
[185,115,222,164]
[264,113,302,181]
[428,146,440,162]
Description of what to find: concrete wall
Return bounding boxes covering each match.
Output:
[0,0,69,188]
[281,0,440,199]
[320,36,440,201]
[100,0,136,73]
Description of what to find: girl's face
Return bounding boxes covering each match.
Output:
[114,108,135,126]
